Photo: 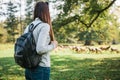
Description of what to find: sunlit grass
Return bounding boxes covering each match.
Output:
[51,50,120,80]
[0,43,14,50]
[0,44,120,80]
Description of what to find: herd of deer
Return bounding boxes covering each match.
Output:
[55,45,120,54]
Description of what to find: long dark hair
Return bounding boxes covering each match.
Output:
[34,1,54,41]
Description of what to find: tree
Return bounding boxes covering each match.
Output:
[5,1,18,42]
[52,0,117,45]
[0,22,8,43]
[0,1,6,16]
[25,0,34,25]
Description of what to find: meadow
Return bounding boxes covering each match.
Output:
[0,44,120,80]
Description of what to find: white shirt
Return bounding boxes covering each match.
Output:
[24,18,55,67]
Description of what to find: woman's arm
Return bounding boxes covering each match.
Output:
[36,23,55,54]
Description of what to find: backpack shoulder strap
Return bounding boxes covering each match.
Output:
[29,22,42,32]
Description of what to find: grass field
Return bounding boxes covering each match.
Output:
[0,44,120,80]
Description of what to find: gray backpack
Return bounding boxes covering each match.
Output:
[14,22,42,69]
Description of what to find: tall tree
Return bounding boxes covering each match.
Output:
[5,1,18,42]
[52,0,117,45]
[25,0,34,25]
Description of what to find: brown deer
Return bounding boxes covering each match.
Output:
[95,48,102,53]
[100,45,111,50]
[87,47,96,53]
[111,48,120,53]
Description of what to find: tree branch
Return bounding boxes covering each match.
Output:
[99,0,116,12]
[88,0,116,28]
[53,15,78,27]
[53,0,116,29]
[88,13,100,28]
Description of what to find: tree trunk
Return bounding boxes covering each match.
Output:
[98,41,103,45]
[84,40,91,45]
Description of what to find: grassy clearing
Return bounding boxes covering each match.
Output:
[51,50,120,80]
[0,44,120,80]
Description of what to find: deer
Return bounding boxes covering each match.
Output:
[100,45,111,51]
[111,48,120,53]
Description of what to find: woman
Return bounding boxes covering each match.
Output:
[24,1,58,80]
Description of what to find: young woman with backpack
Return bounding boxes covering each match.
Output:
[24,1,58,80]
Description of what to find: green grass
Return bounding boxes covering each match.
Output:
[0,44,120,80]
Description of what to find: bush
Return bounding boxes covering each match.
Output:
[0,27,8,43]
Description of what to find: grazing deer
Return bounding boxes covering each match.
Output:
[95,48,102,53]
[74,46,81,52]
[71,46,86,53]
[87,46,102,53]
[87,47,96,53]
[111,48,120,53]
[100,45,111,50]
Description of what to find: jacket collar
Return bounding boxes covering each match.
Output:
[35,18,42,22]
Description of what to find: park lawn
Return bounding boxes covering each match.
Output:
[0,44,120,80]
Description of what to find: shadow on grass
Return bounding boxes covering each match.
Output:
[51,55,120,80]
[0,57,24,80]
[0,56,120,80]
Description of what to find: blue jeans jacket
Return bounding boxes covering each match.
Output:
[25,66,50,80]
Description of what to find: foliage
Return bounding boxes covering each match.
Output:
[0,22,8,43]
[77,12,120,44]
[52,0,119,45]
[5,1,18,42]
[0,0,119,44]
[25,0,41,25]
[25,0,34,25]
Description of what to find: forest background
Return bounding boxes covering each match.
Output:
[0,0,120,46]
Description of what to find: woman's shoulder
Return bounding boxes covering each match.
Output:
[40,23,50,31]
[34,18,50,28]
